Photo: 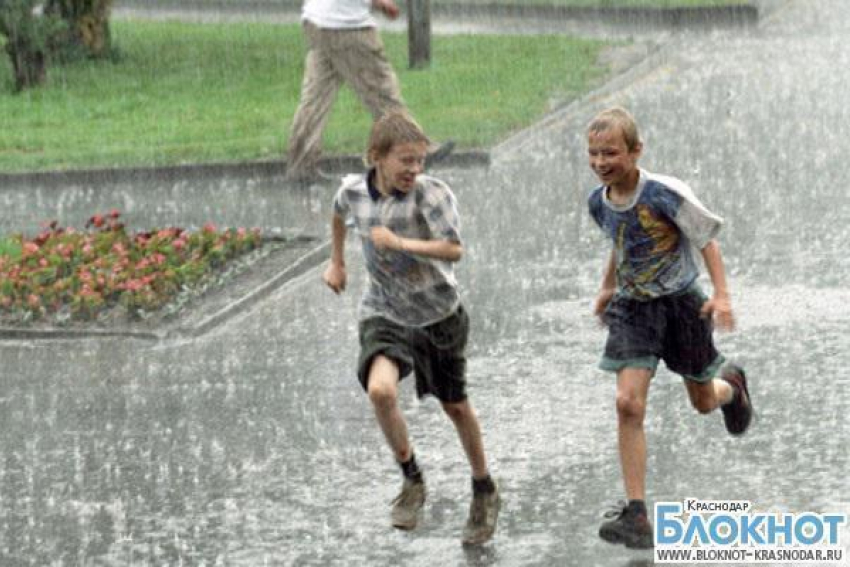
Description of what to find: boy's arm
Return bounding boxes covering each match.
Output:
[322,213,348,294]
[370,226,462,262]
[593,249,617,319]
[699,239,735,331]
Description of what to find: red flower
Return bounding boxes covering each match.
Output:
[87,214,105,229]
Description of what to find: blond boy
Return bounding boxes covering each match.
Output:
[587,107,753,549]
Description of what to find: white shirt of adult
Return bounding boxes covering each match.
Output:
[302,0,376,29]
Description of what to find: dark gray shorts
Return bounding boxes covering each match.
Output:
[357,305,469,403]
[600,285,724,382]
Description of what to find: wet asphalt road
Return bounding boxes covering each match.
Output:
[1,1,848,565]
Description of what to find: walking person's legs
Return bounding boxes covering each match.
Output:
[333,27,405,120]
[335,27,454,166]
[286,23,343,181]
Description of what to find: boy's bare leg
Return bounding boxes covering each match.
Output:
[367,355,412,463]
[441,400,489,478]
[615,368,653,500]
[684,378,734,414]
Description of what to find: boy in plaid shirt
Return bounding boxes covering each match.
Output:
[322,111,500,545]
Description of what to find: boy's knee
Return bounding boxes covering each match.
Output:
[440,400,470,422]
[366,354,400,408]
[367,381,397,409]
[616,394,646,421]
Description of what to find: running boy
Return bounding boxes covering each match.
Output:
[322,110,500,545]
[586,107,753,549]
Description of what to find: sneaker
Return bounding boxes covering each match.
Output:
[425,140,456,168]
[720,364,753,435]
[462,484,501,545]
[391,478,425,530]
[599,501,654,549]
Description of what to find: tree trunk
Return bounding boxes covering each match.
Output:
[5,40,47,91]
[407,0,431,69]
[46,0,112,58]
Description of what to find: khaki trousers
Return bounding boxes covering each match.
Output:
[285,21,405,176]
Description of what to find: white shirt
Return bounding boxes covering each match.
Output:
[302,0,376,29]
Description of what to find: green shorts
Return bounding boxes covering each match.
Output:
[357,305,469,403]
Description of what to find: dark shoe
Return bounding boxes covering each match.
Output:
[720,364,753,435]
[425,140,455,168]
[462,483,501,545]
[391,478,425,530]
[599,501,654,549]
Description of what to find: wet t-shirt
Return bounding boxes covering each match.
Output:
[333,170,462,327]
[588,169,723,300]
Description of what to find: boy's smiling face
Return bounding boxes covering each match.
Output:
[588,126,642,191]
[374,141,428,194]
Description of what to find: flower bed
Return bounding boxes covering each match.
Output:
[0,212,263,325]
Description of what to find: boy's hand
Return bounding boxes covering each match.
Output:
[372,0,400,19]
[322,262,347,294]
[370,226,404,251]
[701,294,735,331]
[593,288,616,324]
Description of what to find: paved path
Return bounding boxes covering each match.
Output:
[1,1,849,565]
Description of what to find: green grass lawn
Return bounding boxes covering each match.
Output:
[0,21,607,173]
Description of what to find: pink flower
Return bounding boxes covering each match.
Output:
[202,222,217,234]
[88,214,105,229]
[26,294,40,308]
[109,209,121,219]
[124,279,145,292]
[22,242,40,256]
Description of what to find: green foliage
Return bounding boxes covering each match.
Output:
[0,0,66,90]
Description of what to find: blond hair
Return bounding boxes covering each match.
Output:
[366,110,431,164]
[588,106,641,152]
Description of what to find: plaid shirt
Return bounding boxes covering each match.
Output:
[333,170,462,327]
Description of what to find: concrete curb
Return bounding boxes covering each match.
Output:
[169,239,330,339]
[0,151,491,188]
